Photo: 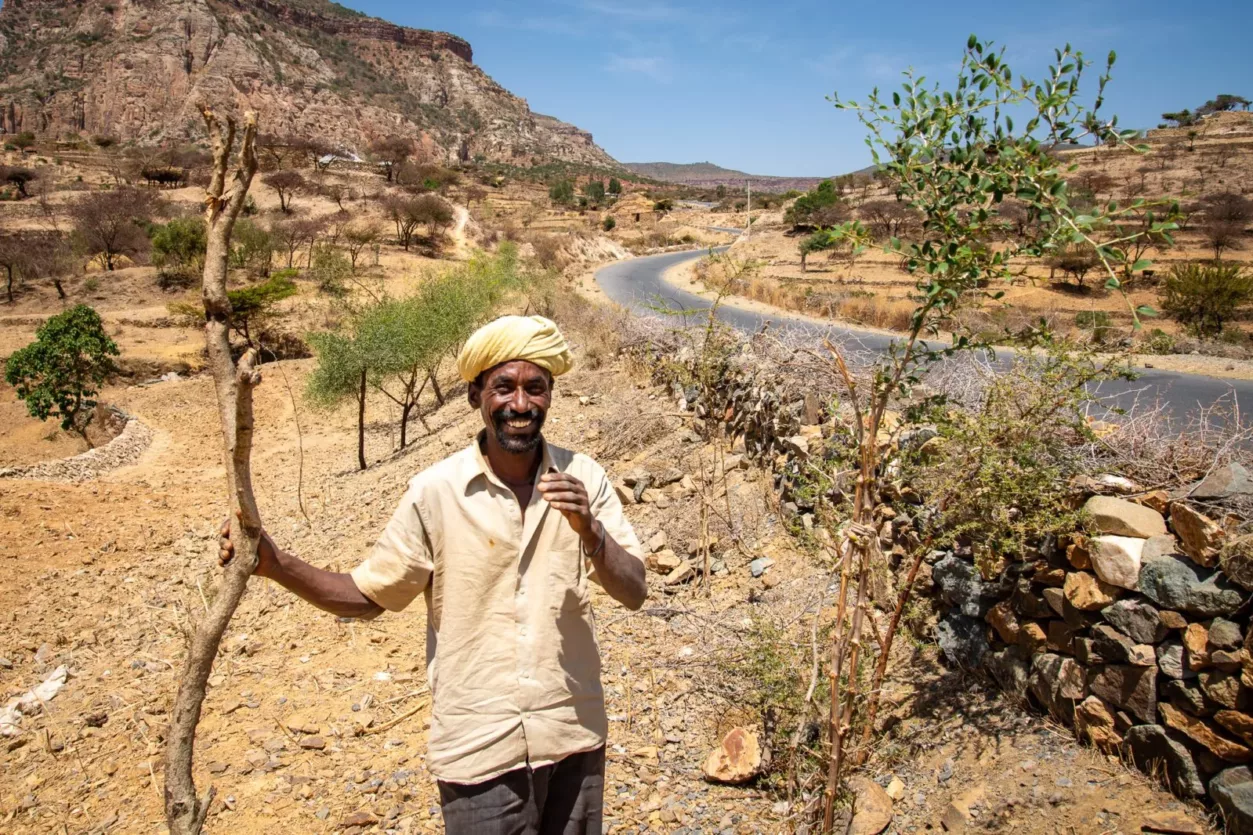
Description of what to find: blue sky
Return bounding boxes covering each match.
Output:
[349,0,1252,176]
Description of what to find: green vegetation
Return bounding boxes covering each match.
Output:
[4,304,119,444]
[602,216,616,232]
[151,216,207,287]
[548,178,575,206]
[229,218,274,277]
[607,177,622,196]
[784,179,845,229]
[1161,262,1253,338]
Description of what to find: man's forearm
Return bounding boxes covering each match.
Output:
[261,548,383,619]
[585,527,647,610]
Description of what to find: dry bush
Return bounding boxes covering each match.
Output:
[529,234,568,270]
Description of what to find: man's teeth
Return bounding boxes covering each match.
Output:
[506,418,533,428]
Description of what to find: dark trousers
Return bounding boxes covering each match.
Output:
[437,746,605,835]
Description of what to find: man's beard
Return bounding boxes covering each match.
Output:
[492,406,545,453]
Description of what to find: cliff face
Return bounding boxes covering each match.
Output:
[0,0,619,168]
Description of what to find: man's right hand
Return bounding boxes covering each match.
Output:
[218,512,280,579]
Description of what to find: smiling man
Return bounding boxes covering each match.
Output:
[219,314,646,834]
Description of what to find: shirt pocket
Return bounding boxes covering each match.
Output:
[546,547,589,611]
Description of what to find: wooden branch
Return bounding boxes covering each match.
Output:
[163,107,260,835]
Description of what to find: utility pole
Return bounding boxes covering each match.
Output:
[745,178,751,240]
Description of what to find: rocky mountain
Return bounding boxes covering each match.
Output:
[624,160,828,191]
[0,0,620,168]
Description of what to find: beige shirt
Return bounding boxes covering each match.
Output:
[350,434,643,784]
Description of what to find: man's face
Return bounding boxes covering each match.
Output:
[469,360,553,454]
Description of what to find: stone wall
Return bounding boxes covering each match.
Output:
[929,466,1253,830]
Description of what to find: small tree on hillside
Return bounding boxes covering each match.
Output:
[342,221,381,272]
[1046,244,1102,288]
[4,304,119,444]
[785,179,842,229]
[263,170,304,213]
[369,136,412,183]
[69,187,159,270]
[548,178,575,206]
[583,179,606,205]
[151,216,208,286]
[0,234,69,302]
[608,177,622,196]
[2,166,37,198]
[13,132,35,151]
[1198,94,1250,116]
[271,216,321,268]
[229,217,274,277]
[1162,262,1253,337]
[307,330,370,470]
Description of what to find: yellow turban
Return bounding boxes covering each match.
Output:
[457,315,574,382]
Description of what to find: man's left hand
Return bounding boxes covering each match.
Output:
[538,472,599,545]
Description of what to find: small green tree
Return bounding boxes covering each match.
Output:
[602,216,616,232]
[785,179,842,229]
[4,304,119,444]
[229,217,274,276]
[608,177,622,196]
[151,216,208,286]
[263,170,304,214]
[307,244,351,296]
[548,178,575,206]
[583,179,606,204]
[307,330,371,470]
[1161,261,1253,338]
[12,132,35,151]
[1161,110,1196,128]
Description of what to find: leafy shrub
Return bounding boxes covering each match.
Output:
[229,217,274,276]
[1142,328,1177,355]
[602,216,616,232]
[1161,261,1253,337]
[307,245,351,297]
[784,179,842,229]
[151,216,207,287]
[1074,310,1115,344]
[548,179,574,206]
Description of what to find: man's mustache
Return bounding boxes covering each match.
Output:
[493,407,542,423]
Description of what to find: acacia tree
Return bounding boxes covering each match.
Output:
[163,106,260,835]
[804,38,1154,830]
[2,166,37,198]
[342,221,381,272]
[370,136,412,183]
[0,234,69,302]
[307,330,370,470]
[263,170,304,213]
[69,187,158,270]
[4,304,119,444]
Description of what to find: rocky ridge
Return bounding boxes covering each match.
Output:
[0,0,618,168]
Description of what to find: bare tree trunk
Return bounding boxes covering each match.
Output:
[163,106,259,835]
[357,369,367,471]
[428,369,444,407]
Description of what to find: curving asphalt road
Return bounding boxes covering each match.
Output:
[595,247,1251,429]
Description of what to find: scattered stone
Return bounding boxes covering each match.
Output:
[1171,502,1225,567]
[848,776,893,835]
[1217,711,1253,746]
[1029,653,1086,722]
[1209,766,1253,834]
[1166,679,1213,717]
[1042,587,1066,617]
[1124,724,1206,797]
[1186,462,1253,501]
[1139,491,1173,514]
[1157,642,1199,681]
[1140,809,1205,834]
[646,530,668,552]
[646,550,682,575]
[1160,610,1189,630]
[1102,598,1168,644]
[654,468,684,487]
[702,727,762,784]
[1201,670,1249,711]
[986,646,1031,701]
[936,612,989,669]
[614,481,635,506]
[748,557,773,578]
[885,777,905,802]
[1090,536,1146,590]
[664,563,695,586]
[338,811,378,828]
[1064,571,1121,610]
[1091,624,1155,666]
[1073,694,1119,748]
[1213,619,1246,650]
[1138,552,1244,617]
[986,601,1021,644]
[1084,496,1167,538]
[1159,702,1251,762]
[1066,537,1092,570]
[1089,664,1157,723]
[1184,623,1212,672]
[1018,622,1048,655]
[298,736,326,751]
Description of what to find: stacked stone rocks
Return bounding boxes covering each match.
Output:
[932,464,1253,831]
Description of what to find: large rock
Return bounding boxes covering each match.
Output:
[1157,641,1199,681]
[986,600,1021,644]
[936,612,989,669]
[702,727,762,784]
[1212,619,1246,651]
[1084,495,1167,538]
[1159,702,1252,762]
[1101,598,1168,645]
[1029,653,1086,723]
[1210,766,1253,834]
[986,646,1031,701]
[1063,571,1120,610]
[1089,536,1146,590]
[1088,665,1156,723]
[1090,624,1154,666]
[1124,724,1207,797]
[1201,670,1250,711]
[847,776,893,835]
[1187,462,1253,501]
[1171,502,1226,568]
[1012,576,1053,619]
[1075,695,1122,752]
[1165,679,1213,717]
[1183,623,1212,672]
[933,554,1009,618]
[1217,711,1253,746]
[1138,553,1244,617]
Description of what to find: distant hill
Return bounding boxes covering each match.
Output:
[624,161,829,192]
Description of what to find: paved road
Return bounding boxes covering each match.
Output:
[595,247,1251,429]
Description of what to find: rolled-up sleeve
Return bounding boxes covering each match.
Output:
[350,484,434,612]
[587,466,644,584]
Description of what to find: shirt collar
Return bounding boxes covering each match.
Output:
[467,429,555,491]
